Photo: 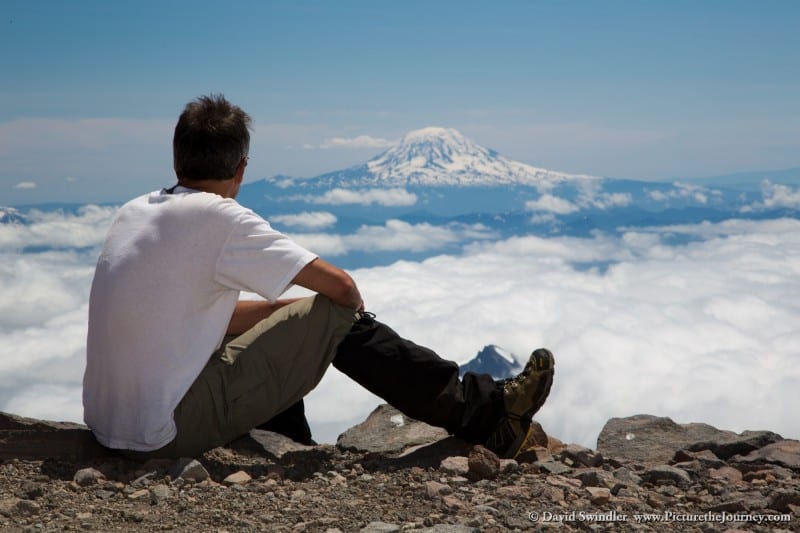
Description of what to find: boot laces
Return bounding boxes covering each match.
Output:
[357,311,377,324]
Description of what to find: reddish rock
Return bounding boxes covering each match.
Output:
[585,486,611,505]
[516,445,550,464]
[439,456,469,476]
[425,480,452,499]
[441,494,465,510]
[708,466,743,484]
[495,485,529,498]
[547,435,566,454]
[223,471,251,486]
[528,421,549,447]
[545,474,582,490]
[468,445,500,480]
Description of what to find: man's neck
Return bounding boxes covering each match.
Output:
[177,178,238,199]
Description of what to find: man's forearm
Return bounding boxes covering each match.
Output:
[291,258,365,311]
[226,298,303,335]
[334,275,364,311]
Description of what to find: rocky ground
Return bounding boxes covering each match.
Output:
[0,407,798,532]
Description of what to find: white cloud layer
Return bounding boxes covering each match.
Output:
[290,220,497,257]
[525,194,579,214]
[319,135,394,149]
[269,211,338,230]
[741,180,800,212]
[1,210,798,452]
[526,181,632,216]
[648,182,718,204]
[576,180,632,210]
[301,187,418,206]
[0,206,117,251]
[14,181,38,190]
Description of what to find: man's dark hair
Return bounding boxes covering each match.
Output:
[173,94,252,181]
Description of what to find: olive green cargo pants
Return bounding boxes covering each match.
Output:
[123,294,358,459]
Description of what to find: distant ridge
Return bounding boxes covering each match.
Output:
[682,166,800,191]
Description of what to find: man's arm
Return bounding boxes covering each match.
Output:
[226,258,361,335]
[291,257,364,311]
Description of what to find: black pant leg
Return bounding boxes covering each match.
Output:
[333,314,504,443]
[257,399,314,445]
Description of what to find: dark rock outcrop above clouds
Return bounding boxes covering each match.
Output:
[458,345,522,380]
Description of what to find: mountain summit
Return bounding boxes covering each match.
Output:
[459,344,522,380]
[295,127,594,188]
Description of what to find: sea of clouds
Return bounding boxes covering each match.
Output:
[1,207,798,448]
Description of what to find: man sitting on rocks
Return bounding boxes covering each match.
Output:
[82,94,555,461]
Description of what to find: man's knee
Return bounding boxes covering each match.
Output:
[306,294,359,331]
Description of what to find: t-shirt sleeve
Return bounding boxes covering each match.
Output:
[215,210,317,301]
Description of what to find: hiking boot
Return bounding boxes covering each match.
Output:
[485,348,555,459]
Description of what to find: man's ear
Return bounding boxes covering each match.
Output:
[233,159,247,183]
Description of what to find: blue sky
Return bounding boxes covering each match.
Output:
[2,0,799,203]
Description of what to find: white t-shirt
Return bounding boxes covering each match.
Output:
[83,187,317,451]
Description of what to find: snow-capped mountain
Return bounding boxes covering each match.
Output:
[278,127,596,189]
[459,345,522,380]
[0,207,27,225]
[364,127,595,187]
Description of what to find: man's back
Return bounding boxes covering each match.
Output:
[83,187,315,451]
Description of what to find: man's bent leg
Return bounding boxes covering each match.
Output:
[333,313,505,443]
[134,295,358,459]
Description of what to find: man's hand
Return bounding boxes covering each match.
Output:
[292,258,364,310]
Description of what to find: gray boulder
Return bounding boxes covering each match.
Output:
[596,414,782,464]
[732,440,800,470]
[229,428,322,462]
[686,429,783,460]
[337,404,449,455]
